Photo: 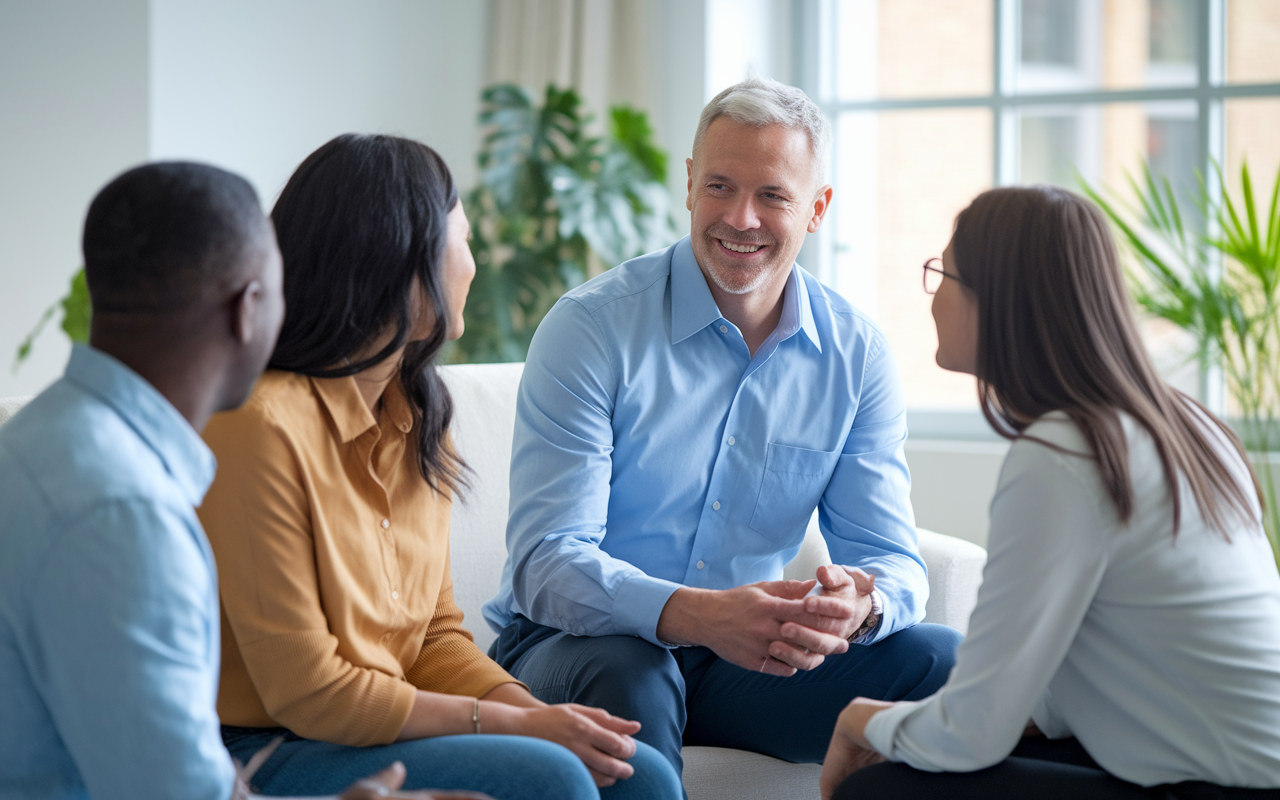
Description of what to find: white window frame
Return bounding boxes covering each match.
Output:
[791,0,1280,441]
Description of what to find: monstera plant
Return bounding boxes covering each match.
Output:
[1083,161,1280,560]
[452,83,675,364]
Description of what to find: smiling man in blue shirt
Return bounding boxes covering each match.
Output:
[486,77,963,774]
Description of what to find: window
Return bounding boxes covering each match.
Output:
[796,0,1280,438]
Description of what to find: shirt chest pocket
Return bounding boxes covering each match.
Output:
[749,443,841,541]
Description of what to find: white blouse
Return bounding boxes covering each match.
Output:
[865,410,1280,788]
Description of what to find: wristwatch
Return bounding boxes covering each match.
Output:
[849,591,883,643]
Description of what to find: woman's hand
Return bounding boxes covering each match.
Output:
[506,703,642,788]
[819,697,893,800]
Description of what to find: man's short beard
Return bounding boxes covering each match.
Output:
[704,261,773,296]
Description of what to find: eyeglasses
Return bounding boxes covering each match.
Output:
[922,258,971,294]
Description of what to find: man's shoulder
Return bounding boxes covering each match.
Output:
[0,379,183,525]
[561,242,676,315]
[799,269,889,357]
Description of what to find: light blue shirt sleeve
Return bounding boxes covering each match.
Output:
[506,297,683,645]
[819,334,927,642]
[29,500,233,800]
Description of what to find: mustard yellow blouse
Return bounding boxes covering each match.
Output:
[199,370,519,747]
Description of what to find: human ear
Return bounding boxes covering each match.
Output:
[807,185,834,233]
[230,280,264,345]
[686,158,694,211]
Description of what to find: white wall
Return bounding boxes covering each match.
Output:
[150,0,489,207]
[0,0,149,399]
[0,0,490,399]
[906,442,1008,547]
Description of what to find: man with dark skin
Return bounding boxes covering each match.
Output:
[0,162,483,800]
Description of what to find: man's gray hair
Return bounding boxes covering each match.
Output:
[693,76,831,186]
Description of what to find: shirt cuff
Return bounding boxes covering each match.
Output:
[863,698,922,760]
[611,572,683,646]
[850,588,886,645]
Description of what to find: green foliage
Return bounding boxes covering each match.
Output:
[451,84,675,364]
[1082,161,1280,558]
[13,268,90,372]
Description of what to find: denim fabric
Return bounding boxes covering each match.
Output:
[491,615,962,776]
[0,345,230,800]
[223,726,682,800]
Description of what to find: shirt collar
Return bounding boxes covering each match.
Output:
[670,237,723,345]
[64,343,216,506]
[670,235,822,352]
[311,373,414,443]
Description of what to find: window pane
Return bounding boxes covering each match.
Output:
[1227,0,1280,84]
[1022,0,1079,67]
[832,108,992,409]
[1014,101,1203,399]
[1225,98,1280,224]
[835,0,992,101]
[1016,0,1197,94]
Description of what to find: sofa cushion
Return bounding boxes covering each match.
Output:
[0,396,33,428]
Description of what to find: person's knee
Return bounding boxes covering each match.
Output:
[880,623,962,700]
[602,740,684,799]
[558,636,683,713]
[830,762,919,800]
[488,736,599,800]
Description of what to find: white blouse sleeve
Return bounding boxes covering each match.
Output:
[864,430,1112,771]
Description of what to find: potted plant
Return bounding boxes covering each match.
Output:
[453,83,674,363]
[1083,163,1280,561]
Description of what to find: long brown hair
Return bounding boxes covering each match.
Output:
[951,185,1263,536]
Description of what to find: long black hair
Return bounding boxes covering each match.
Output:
[269,133,466,494]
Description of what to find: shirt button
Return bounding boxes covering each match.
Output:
[381,519,390,529]
[719,325,728,333]
[392,591,399,600]
[696,560,705,570]
[712,501,721,511]
[727,436,735,446]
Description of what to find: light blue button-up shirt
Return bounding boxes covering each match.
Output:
[0,345,232,800]
[484,236,926,646]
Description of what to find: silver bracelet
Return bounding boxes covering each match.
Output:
[473,697,481,734]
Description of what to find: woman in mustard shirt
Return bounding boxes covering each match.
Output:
[199,134,681,800]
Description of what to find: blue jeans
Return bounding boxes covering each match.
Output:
[490,616,962,776]
[223,725,682,800]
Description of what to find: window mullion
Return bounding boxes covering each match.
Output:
[1199,0,1228,413]
[993,0,1019,186]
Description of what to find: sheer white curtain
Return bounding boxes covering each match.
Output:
[487,0,653,122]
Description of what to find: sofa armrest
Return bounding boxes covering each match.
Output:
[917,528,986,635]
[783,515,985,635]
[0,396,33,428]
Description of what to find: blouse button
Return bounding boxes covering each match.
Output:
[391,591,399,600]
[712,501,721,511]
[381,519,390,529]
[696,560,705,570]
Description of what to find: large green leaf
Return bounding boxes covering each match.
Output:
[451,83,675,365]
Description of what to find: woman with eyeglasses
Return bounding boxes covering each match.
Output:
[819,185,1280,799]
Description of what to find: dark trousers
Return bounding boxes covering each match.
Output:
[836,736,1280,800]
[490,615,962,775]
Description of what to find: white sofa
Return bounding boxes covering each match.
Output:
[0,362,987,799]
